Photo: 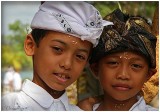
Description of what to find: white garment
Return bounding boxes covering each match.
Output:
[31,1,113,47]
[2,79,82,111]
[13,72,22,91]
[93,96,158,111]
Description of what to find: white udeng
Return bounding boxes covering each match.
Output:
[31,1,113,47]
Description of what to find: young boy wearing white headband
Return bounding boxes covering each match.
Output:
[2,1,112,111]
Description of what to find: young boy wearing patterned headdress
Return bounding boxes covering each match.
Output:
[79,9,158,111]
[1,1,113,111]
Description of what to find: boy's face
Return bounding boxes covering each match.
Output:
[25,31,92,91]
[94,51,153,101]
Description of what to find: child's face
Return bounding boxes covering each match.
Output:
[25,31,92,91]
[96,51,151,101]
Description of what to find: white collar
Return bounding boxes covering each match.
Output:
[22,79,70,110]
[129,96,158,111]
[129,96,145,110]
[93,96,146,111]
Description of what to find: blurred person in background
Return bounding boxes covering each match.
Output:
[2,66,15,95]
[2,66,22,94]
[12,68,22,92]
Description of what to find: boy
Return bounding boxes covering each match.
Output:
[79,9,158,111]
[1,1,112,111]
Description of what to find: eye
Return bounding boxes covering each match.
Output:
[107,61,118,65]
[52,46,63,54]
[105,61,119,68]
[106,61,119,65]
[76,54,86,61]
[131,64,142,69]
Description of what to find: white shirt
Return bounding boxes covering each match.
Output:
[2,79,82,111]
[93,96,158,111]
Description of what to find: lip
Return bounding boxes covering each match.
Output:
[53,73,70,83]
[112,84,132,91]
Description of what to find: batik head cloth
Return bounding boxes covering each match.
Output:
[90,9,157,68]
[31,1,113,47]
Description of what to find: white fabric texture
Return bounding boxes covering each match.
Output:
[2,79,82,111]
[92,96,158,111]
[31,1,113,47]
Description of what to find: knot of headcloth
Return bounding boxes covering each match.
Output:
[31,1,113,47]
[90,9,157,68]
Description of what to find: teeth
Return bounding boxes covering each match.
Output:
[62,75,65,79]
[55,73,69,79]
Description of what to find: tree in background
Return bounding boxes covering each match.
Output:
[2,20,32,71]
[92,1,157,19]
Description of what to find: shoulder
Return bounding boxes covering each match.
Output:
[2,92,19,110]
[145,104,158,111]
[130,96,158,111]
[2,92,31,111]
[2,92,19,102]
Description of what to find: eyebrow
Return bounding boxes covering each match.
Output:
[51,39,90,54]
[78,49,90,55]
[51,39,67,46]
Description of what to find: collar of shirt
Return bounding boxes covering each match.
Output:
[93,96,157,111]
[129,96,145,110]
[21,79,70,110]
[129,96,158,111]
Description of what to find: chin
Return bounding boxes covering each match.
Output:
[49,84,66,91]
[112,95,130,101]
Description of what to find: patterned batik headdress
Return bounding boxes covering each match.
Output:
[90,9,157,68]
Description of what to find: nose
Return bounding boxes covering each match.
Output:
[59,54,72,70]
[116,64,130,80]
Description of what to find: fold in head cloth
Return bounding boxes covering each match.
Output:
[90,9,157,68]
[31,1,113,47]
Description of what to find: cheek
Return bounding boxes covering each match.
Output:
[132,72,147,88]
[72,62,87,78]
[98,66,111,84]
[33,50,57,74]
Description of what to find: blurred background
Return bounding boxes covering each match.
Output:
[1,1,159,109]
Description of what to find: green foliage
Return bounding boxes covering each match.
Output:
[93,1,119,17]
[92,1,158,20]
[2,20,32,70]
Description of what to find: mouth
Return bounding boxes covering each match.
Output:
[54,73,70,82]
[112,84,132,91]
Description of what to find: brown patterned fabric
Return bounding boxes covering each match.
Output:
[90,9,157,68]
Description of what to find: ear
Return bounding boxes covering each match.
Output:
[90,63,99,78]
[145,68,157,82]
[24,34,36,56]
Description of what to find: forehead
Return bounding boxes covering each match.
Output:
[105,51,147,60]
[41,31,93,49]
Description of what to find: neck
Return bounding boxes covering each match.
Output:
[97,94,137,111]
[49,89,65,99]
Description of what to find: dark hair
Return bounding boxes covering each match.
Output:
[31,29,48,47]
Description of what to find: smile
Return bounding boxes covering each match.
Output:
[112,84,132,91]
[54,73,70,82]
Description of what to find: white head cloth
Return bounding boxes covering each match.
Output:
[31,1,113,47]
